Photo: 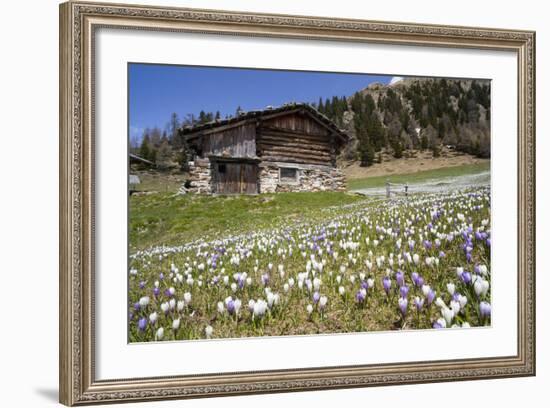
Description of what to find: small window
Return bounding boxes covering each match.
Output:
[280,167,298,182]
[218,163,226,174]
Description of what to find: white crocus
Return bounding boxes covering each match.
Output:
[205,325,213,339]
[149,312,158,324]
[441,307,455,326]
[338,286,345,296]
[139,296,150,308]
[306,304,314,315]
[446,283,456,296]
[319,296,328,309]
[217,301,225,314]
[155,327,164,341]
[172,318,180,330]
[183,292,192,305]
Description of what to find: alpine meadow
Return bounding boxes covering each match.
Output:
[128,66,491,342]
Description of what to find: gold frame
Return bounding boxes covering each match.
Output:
[59,1,536,405]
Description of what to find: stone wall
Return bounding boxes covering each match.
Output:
[185,158,346,194]
[258,162,346,193]
[186,157,212,194]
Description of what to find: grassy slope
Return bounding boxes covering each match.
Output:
[347,162,490,190]
[129,192,367,251]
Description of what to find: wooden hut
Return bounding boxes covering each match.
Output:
[180,103,348,194]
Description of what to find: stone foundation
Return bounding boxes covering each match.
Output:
[186,158,212,194]
[185,158,346,194]
[258,162,346,193]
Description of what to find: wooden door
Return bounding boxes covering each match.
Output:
[213,161,258,194]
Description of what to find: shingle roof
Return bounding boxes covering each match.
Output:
[179,102,348,142]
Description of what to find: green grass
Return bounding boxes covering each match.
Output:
[347,162,490,190]
[129,191,368,251]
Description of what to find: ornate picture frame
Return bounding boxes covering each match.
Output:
[59,1,535,405]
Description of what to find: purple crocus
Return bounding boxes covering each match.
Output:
[414,297,425,312]
[261,273,269,286]
[138,317,147,331]
[139,281,146,289]
[159,272,164,281]
[153,287,160,297]
[133,302,140,311]
[400,285,410,298]
[313,291,321,304]
[382,276,392,295]
[433,320,444,329]
[461,271,472,285]
[396,271,405,287]
[426,289,436,305]
[479,301,491,318]
[226,299,236,315]
[355,289,366,303]
[423,240,432,250]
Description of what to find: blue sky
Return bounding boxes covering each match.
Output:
[128,63,395,142]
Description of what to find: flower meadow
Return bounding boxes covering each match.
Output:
[128,186,491,342]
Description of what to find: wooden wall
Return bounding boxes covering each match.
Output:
[257,112,336,166]
[202,123,257,158]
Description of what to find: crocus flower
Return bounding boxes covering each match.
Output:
[396,271,405,287]
[149,312,158,324]
[461,272,472,285]
[138,317,147,331]
[474,279,490,297]
[226,299,235,315]
[217,301,224,314]
[356,289,366,303]
[205,325,213,339]
[398,297,408,316]
[447,283,456,296]
[155,327,164,341]
[253,299,268,318]
[400,285,410,298]
[433,317,446,329]
[441,307,455,326]
[306,304,313,315]
[479,301,491,318]
[139,296,150,308]
[339,286,345,296]
[153,287,160,297]
[313,291,321,304]
[172,318,180,330]
[414,296,424,312]
[382,276,392,295]
[427,289,436,305]
[319,296,328,310]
